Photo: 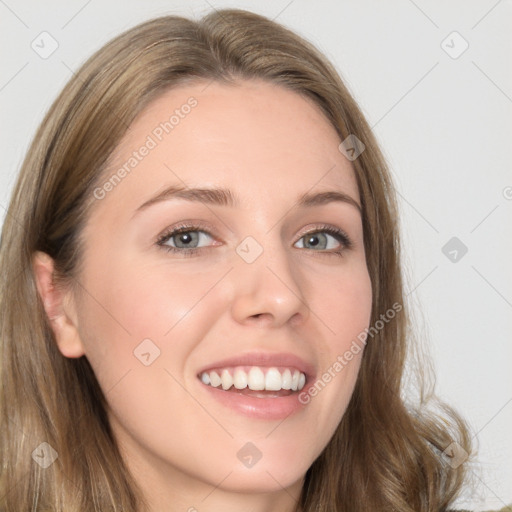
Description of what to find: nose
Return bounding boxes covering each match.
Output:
[229,241,310,328]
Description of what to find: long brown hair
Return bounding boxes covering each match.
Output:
[0,8,471,511]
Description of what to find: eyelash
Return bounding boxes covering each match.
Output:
[156,222,353,258]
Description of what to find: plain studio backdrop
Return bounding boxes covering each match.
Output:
[0,1,510,509]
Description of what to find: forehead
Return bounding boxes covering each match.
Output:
[93,79,359,220]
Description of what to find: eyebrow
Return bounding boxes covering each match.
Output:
[133,184,362,217]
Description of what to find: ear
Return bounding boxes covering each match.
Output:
[32,251,85,358]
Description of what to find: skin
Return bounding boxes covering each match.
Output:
[33,79,373,512]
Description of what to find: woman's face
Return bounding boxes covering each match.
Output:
[66,79,372,505]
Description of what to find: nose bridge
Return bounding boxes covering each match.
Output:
[229,233,309,325]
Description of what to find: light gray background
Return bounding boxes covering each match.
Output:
[1,1,510,509]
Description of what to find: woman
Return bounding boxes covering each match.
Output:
[0,8,471,512]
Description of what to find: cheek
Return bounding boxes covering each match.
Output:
[299,263,372,432]
[75,253,230,385]
[312,262,373,350]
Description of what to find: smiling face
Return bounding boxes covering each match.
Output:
[56,79,372,507]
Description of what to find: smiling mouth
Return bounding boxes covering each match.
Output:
[198,366,307,397]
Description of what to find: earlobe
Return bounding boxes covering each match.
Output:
[32,251,85,358]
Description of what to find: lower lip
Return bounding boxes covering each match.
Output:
[199,382,309,420]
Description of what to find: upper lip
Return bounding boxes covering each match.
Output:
[197,352,316,381]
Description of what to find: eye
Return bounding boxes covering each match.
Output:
[165,230,211,249]
[294,227,352,255]
[156,223,352,257]
[156,225,216,255]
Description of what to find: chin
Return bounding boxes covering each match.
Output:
[212,465,307,494]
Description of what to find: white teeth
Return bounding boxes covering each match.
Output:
[291,370,299,391]
[199,366,307,392]
[220,369,233,390]
[281,369,292,390]
[233,368,248,389]
[265,368,282,391]
[209,371,221,388]
[248,367,265,390]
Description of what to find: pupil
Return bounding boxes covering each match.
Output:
[308,235,319,247]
